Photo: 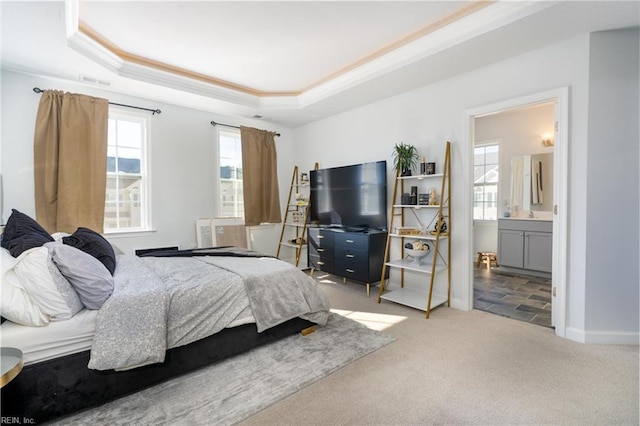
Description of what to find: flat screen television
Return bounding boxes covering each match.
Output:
[309,160,387,231]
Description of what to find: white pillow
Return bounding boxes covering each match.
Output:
[13,246,83,321]
[49,244,114,309]
[1,247,17,275]
[51,232,71,242]
[1,248,49,326]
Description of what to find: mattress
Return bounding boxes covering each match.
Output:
[0,309,257,367]
[1,309,97,366]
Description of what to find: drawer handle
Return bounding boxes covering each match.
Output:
[318,248,324,252]
[346,239,354,243]
[346,254,355,258]
[318,235,324,239]
[317,261,325,265]
[346,268,355,273]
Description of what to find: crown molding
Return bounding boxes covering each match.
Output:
[64,0,556,111]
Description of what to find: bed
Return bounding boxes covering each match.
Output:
[0,210,329,423]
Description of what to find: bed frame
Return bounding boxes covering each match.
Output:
[1,317,314,424]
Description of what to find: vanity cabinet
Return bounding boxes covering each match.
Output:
[498,219,552,273]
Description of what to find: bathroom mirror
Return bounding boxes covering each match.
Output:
[510,153,553,214]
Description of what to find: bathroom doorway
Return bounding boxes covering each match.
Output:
[466,88,569,337]
[473,103,555,327]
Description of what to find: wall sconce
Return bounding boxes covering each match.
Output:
[541,133,554,146]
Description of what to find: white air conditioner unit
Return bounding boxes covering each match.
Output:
[195,218,249,249]
[195,218,213,248]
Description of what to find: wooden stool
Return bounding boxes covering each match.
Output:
[476,252,498,269]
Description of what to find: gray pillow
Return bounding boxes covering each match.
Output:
[49,243,114,309]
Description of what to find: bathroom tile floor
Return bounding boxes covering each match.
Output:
[473,266,552,328]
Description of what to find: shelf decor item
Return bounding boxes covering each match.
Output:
[396,227,424,236]
[405,240,431,265]
[392,142,419,176]
[426,162,436,175]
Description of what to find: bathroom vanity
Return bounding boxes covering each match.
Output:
[498,218,552,276]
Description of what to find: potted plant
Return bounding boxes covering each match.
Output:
[392,142,419,176]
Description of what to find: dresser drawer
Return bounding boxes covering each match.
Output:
[308,228,335,247]
[308,244,334,259]
[334,262,369,283]
[335,233,369,250]
[308,254,335,274]
[335,247,368,267]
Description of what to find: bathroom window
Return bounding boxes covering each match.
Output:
[473,144,499,220]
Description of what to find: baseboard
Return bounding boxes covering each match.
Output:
[585,330,639,345]
[565,327,586,343]
[566,327,639,345]
[449,297,469,312]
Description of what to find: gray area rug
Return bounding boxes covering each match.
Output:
[52,313,395,426]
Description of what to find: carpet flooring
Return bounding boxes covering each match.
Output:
[241,273,639,425]
[50,313,394,426]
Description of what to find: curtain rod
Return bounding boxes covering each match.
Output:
[210,120,280,137]
[33,87,162,115]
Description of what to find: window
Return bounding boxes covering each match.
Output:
[104,109,150,232]
[473,144,499,220]
[217,129,244,218]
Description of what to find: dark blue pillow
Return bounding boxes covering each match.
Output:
[62,227,116,275]
[0,209,54,257]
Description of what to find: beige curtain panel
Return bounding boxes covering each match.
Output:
[34,90,109,233]
[240,126,281,226]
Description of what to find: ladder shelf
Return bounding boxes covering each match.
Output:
[276,164,318,267]
[377,141,451,318]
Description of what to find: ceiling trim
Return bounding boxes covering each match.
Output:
[70,1,493,98]
[301,1,493,93]
[78,22,301,98]
[64,0,557,110]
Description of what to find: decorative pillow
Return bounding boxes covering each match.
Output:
[63,227,116,275]
[49,244,114,309]
[1,248,50,326]
[0,209,54,257]
[13,246,84,321]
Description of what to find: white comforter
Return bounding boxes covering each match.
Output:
[88,254,329,371]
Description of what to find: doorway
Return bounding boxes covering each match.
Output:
[465,88,569,338]
[473,103,555,327]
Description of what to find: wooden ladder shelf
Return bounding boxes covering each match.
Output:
[276,163,319,267]
[377,141,451,318]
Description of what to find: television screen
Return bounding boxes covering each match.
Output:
[310,160,387,231]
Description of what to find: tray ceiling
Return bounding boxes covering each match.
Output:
[2,1,639,127]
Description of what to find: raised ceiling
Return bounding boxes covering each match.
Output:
[2,1,639,128]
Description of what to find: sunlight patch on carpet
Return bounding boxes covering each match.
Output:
[332,308,407,331]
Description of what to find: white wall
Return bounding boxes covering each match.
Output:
[584,28,639,342]
[293,33,613,340]
[0,70,296,255]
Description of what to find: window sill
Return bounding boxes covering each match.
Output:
[104,229,157,239]
[473,220,497,225]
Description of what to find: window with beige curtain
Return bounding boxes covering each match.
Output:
[240,126,281,226]
[33,90,109,233]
